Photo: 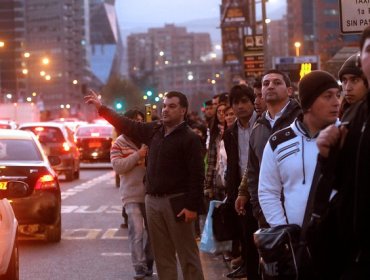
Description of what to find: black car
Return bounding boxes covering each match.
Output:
[19,122,80,181]
[75,124,115,163]
[0,129,62,242]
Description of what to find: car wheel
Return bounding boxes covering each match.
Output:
[46,216,61,243]
[65,170,74,181]
[0,236,19,280]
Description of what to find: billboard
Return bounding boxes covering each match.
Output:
[273,56,320,83]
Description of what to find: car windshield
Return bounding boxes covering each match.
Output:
[76,126,113,137]
[22,127,65,143]
[0,139,42,161]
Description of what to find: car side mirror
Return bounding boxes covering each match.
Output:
[48,155,61,166]
[0,181,29,199]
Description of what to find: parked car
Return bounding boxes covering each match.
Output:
[0,120,17,129]
[0,129,62,243]
[19,122,80,181]
[0,180,29,280]
[74,123,115,163]
[51,117,87,133]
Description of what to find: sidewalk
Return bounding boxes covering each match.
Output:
[200,251,248,280]
[200,251,232,279]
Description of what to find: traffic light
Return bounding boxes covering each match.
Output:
[114,99,125,111]
[115,102,123,110]
[145,104,152,122]
[146,90,153,97]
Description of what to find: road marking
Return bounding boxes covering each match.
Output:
[101,252,131,257]
[102,228,128,239]
[62,228,128,240]
[61,171,115,200]
[62,205,121,213]
[62,229,102,239]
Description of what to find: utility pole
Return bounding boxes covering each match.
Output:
[261,0,268,70]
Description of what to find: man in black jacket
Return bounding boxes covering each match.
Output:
[223,84,260,279]
[235,70,301,227]
[314,26,370,280]
[85,90,205,280]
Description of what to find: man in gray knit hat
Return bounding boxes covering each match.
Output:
[338,53,368,117]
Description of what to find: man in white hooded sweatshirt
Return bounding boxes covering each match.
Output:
[258,70,340,228]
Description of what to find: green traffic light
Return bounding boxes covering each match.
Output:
[116,103,123,110]
[146,90,153,96]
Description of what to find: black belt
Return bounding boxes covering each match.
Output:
[147,193,172,197]
[147,192,182,198]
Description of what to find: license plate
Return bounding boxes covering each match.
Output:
[0,181,7,190]
[88,142,102,148]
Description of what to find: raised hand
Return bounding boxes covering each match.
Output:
[83,89,103,110]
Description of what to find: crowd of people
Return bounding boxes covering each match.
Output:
[83,26,370,280]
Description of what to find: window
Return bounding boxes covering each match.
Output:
[0,139,42,161]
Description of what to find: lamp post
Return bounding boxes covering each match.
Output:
[294,42,301,57]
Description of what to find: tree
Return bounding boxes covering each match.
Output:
[102,76,144,111]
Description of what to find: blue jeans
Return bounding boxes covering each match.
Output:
[125,203,153,272]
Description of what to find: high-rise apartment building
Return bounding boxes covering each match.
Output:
[127,24,212,83]
[127,24,228,109]
[286,0,359,71]
[0,0,26,101]
[23,0,90,116]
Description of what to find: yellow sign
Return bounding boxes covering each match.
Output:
[300,63,312,80]
[0,181,7,190]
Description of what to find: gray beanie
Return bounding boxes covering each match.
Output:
[338,54,363,81]
[298,70,339,111]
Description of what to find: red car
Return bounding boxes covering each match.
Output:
[75,123,115,163]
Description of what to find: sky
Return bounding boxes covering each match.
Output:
[116,0,286,30]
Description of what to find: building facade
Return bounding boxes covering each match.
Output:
[23,0,90,117]
[89,0,124,85]
[126,24,226,111]
[0,0,26,102]
[127,24,213,84]
[286,0,359,73]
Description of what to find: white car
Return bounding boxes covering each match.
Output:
[0,181,29,280]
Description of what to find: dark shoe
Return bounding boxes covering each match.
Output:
[146,260,154,276]
[145,269,153,276]
[226,264,247,278]
[120,223,128,228]
[134,267,146,279]
[230,256,243,269]
[223,251,233,262]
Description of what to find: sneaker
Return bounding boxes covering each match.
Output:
[134,268,146,279]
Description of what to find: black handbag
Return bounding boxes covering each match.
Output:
[254,165,321,280]
[211,201,238,241]
[254,224,309,280]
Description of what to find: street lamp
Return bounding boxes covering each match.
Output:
[294,42,301,57]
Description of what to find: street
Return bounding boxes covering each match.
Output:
[19,165,232,280]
